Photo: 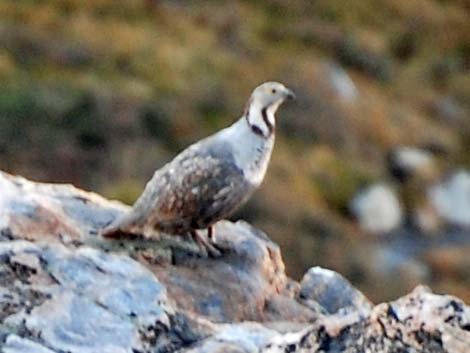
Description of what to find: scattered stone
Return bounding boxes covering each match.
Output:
[350,183,403,234]
[387,146,435,183]
[298,266,372,315]
[429,170,470,228]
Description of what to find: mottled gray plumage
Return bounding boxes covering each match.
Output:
[105,137,254,237]
[102,82,294,254]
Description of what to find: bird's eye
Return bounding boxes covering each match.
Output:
[271,89,277,94]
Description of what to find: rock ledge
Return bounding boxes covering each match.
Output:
[0,171,469,353]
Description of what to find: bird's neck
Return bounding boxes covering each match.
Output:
[244,99,277,139]
[218,114,274,186]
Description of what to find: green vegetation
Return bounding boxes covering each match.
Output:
[0,0,469,301]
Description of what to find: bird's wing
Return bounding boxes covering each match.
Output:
[100,146,198,236]
[151,147,252,230]
[103,135,251,237]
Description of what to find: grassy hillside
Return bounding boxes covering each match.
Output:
[0,0,469,301]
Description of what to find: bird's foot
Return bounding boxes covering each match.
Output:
[190,230,222,258]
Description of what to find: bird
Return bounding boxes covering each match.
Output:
[101,81,295,255]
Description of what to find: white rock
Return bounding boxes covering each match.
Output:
[326,62,358,102]
[350,183,403,234]
[429,170,470,227]
[387,146,437,183]
[392,147,434,174]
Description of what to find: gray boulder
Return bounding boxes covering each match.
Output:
[0,170,469,352]
[299,267,373,315]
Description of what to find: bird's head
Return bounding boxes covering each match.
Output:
[244,81,294,137]
[250,81,295,109]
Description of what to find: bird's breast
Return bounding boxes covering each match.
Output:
[234,136,274,186]
[215,118,275,186]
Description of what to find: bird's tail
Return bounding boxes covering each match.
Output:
[100,211,142,239]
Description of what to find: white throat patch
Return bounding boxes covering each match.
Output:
[216,118,275,186]
[246,102,276,138]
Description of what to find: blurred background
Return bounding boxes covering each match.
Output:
[0,0,469,303]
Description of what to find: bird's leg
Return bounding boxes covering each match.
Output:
[207,226,215,242]
[190,229,221,257]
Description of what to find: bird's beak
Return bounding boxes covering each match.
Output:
[284,88,295,101]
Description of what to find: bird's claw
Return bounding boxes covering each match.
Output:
[190,230,222,258]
